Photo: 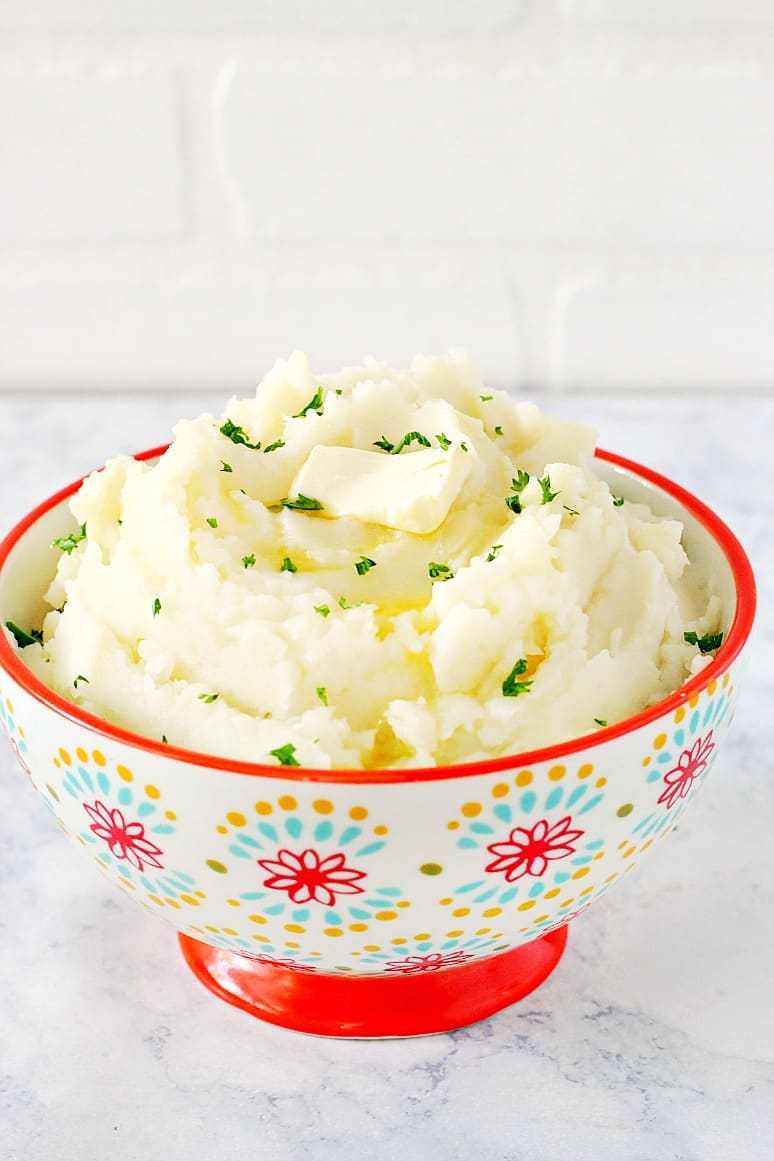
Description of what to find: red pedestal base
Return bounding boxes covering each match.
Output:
[178,926,568,1038]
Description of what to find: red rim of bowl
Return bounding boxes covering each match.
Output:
[0,444,757,786]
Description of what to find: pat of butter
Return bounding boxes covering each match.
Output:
[290,444,471,534]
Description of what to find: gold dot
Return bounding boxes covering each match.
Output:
[165,810,177,821]
[148,895,164,907]
[707,678,717,696]
[544,887,561,899]
[722,672,730,688]
[579,886,594,897]
[324,928,344,937]
[617,803,633,817]
[58,748,72,766]
[215,824,228,834]
[254,801,272,816]
[420,862,443,876]
[594,851,605,860]
[143,784,159,800]
[548,764,566,782]
[623,845,637,859]
[278,795,297,810]
[363,945,381,952]
[285,941,301,949]
[373,825,388,835]
[227,898,240,907]
[675,706,686,723]
[349,805,368,820]
[439,897,453,906]
[517,900,536,911]
[618,839,628,850]
[605,873,618,883]
[53,759,60,769]
[396,901,410,909]
[492,782,509,798]
[76,746,88,762]
[313,799,334,814]
[226,811,246,827]
[577,763,594,780]
[639,838,654,853]
[284,924,305,934]
[166,899,181,910]
[446,929,464,937]
[92,750,106,766]
[559,898,574,908]
[461,802,481,818]
[654,733,667,750]
[195,890,206,899]
[447,820,460,830]
[349,923,368,932]
[475,927,491,936]
[482,907,502,918]
[116,764,133,782]
[391,938,407,946]
[205,925,219,933]
[205,859,228,874]
[180,894,200,907]
[595,777,607,788]
[252,934,270,944]
[221,927,238,936]
[374,911,398,921]
[642,755,651,767]
[515,769,533,787]
[248,914,267,924]
[451,907,470,917]
[533,914,550,924]
[572,867,590,880]
[414,932,431,941]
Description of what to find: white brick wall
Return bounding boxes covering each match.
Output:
[0,3,772,392]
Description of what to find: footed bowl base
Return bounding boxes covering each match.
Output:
[178,925,568,1038]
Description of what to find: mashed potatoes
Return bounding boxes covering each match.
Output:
[17,353,721,769]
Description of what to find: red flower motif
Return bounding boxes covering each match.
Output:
[239,951,317,973]
[658,731,715,811]
[384,950,473,975]
[485,815,584,882]
[257,847,366,906]
[83,799,165,872]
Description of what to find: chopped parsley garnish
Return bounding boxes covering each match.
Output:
[501,658,534,698]
[73,674,90,688]
[270,743,300,767]
[480,394,493,402]
[280,556,297,573]
[242,554,256,569]
[355,555,377,576]
[684,630,724,654]
[335,388,343,395]
[275,494,324,512]
[612,496,625,507]
[435,433,452,451]
[220,461,233,473]
[162,735,168,744]
[206,516,218,528]
[152,598,161,617]
[51,523,86,554]
[338,596,363,610]
[263,439,285,454]
[460,441,469,452]
[198,692,219,704]
[428,562,454,581]
[505,469,530,512]
[391,431,431,455]
[505,495,522,514]
[219,419,261,450]
[292,386,324,418]
[494,425,503,436]
[594,718,608,728]
[316,686,328,706]
[5,622,43,648]
[485,544,503,562]
[539,475,558,504]
[373,435,395,453]
[563,505,579,516]
[314,604,331,617]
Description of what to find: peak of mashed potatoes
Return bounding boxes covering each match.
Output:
[19,353,721,769]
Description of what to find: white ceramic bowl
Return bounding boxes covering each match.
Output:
[0,446,756,1036]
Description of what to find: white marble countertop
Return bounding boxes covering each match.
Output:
[0,389,772,1161]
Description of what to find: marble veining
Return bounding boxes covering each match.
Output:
[0,390,772,1161]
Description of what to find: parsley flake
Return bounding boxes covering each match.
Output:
[263,439,285,454]
[494,425,503,436]
[539,475,558,504]
[5,622,43,649]
[435,433,452,451]
[428,562,454,581]
[152,598,161,617]
[684,630,724,654]
[219,419,261,450]
[486,544,503,562]
[480,394,493,402]
[51,523,87,554]
[563,505,579,517]
[275,494,324,512]
[391,431,431,455]
[335,388,343,396]
[460,441,469,452]
[270,743,300,767]
[314,604,331,617]
[338,596,363,610]
[162,735,168,744]
[502,658,534,698]
[198,692,219,704]
[280,556,297,573]
[612,496,625,507]
[355,555,377,576]
[220,461,233,473]
[316,686,328,706]
[73,674,90,689]
[293,387,324,418]
[594,718,608,728]
[206,516,218,528]
[373,435,395,453]
[242,554,256,569]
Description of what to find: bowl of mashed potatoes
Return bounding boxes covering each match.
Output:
[0,354,756,1037]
